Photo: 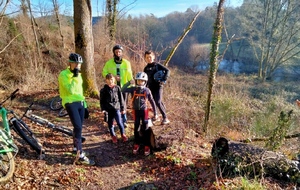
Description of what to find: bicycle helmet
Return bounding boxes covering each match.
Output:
[112,44,123,53]
[69,53,83,63]
[135,72,148,81]
[153,70,165,82]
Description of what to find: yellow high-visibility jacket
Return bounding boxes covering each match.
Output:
[102,58,133,88]
[58,67,87,108]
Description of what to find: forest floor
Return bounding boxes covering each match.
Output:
[0,90,298,190]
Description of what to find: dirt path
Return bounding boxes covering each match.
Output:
[0,92,297,189]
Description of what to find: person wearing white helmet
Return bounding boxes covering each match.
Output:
[122,72,157,156]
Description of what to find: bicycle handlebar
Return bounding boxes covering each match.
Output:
[0,89,19,106]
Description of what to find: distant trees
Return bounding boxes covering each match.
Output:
[240,0,300,81]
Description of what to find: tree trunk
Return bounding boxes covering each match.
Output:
[52,0,64,49]
[106,0,118,42]
[211,137,300,184]
[164,11,200,67]
[203,0,225,133]
[73,0,99,97]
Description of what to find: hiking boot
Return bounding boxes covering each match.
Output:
[112,136,117,143]
[122,134,128,142]
[144,146,150,156]
[133,144,140,154]
[76,156,95,166]
[161,118,170,125]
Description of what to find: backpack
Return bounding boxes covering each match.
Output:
[131,89,148,110]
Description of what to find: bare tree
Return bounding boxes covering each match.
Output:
[73,0,98,97]
[52,0,64,48]
[189,44,210,70]
[240,0,300,81]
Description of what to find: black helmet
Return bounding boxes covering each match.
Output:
[69,53,83,63]
[154,70,165,82]
[112,44,123,53]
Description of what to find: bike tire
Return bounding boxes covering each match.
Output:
[0,144,15,183]
[50,96,63,111]
[54,125,86,143]
[12,120,44,155]
[58,108,68,117]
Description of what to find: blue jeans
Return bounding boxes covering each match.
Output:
[65,101,85,153]
[107,110,125,136]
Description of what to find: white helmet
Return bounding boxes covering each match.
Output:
[135,72,148,87]
[135,72,148,81]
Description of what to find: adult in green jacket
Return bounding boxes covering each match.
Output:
[102,45,133,127]
[58,53,94,166]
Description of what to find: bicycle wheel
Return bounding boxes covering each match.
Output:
[0,144,15,183]
[58,108,68,117]
[12,120,43,154]
[54,125,86,143]
[50,96,63,111]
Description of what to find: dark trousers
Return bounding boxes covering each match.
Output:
[65,101,84,153]
[107,109,125,136]
[133,109,151,146]
[150,86,167,119]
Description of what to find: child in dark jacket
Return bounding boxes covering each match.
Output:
[144,50,170,125]
[122,72,157,156]
[100,73,128,144]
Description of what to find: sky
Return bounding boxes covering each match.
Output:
[92,0,243,17]
[4,0,243,18]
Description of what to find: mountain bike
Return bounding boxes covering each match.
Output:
[23,103,86,143]
[0,89,19,183]
[10,103,44,156]
[49,96,68,117]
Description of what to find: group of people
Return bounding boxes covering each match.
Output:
[58,45,170,165]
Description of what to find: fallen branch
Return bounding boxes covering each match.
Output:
[211,137,300,184]
[239,132,300,143]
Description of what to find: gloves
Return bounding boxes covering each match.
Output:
[73,68,80,77]
[84,108,89,119]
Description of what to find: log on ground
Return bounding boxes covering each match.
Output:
[211,137,300,184]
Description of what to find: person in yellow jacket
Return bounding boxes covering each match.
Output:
[58,53,95,166]
[102,45,133,127]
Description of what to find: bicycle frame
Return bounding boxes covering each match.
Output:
[24,105,86,143]
[0,97,18,154]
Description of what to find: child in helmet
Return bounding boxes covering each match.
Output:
[122,72,157,156]
[100,73,128,144]
[143,50,170,125]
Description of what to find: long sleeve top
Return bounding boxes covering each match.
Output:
[102,58,133,88]
[122,82,157,114]
[100,84,125,112]
[58,67,87,108]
